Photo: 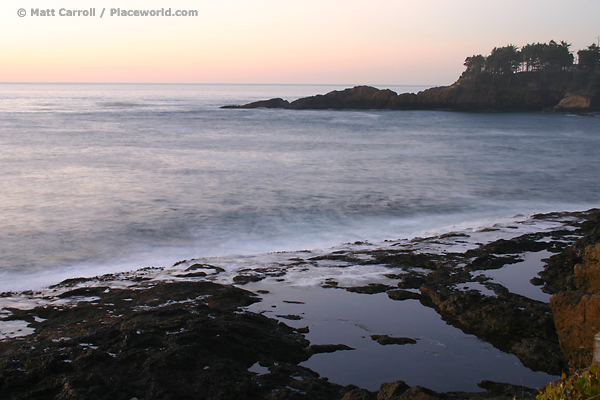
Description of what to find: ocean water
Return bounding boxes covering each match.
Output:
[0,82,599,292]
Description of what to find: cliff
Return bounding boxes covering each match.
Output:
[222,70,600,112]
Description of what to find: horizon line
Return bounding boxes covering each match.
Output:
[0,82,438,87]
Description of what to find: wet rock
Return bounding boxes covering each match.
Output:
[346,284,393,294]
[308,344,355,355]
[233,275,265,284]
[377,381,411,400]
[58,287,110,298]
[185,263,225,273]
[387,290,421,301]
[537,210,600,294]
[276,314,303,321]
[396,274,427,289]
[419,282,566,374]
[370,335,417,345]
[476,380,537,398]
[174,271,207,277]
[342,387,376,400]
[0,281,350,400]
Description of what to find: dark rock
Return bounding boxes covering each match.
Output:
[395,386,443,400]
[396,275,427,290]
[185,263,225,273]
[418,283,566,374]
[476,380,537,398]
[290,86,398,110]
[0,281,349,400]
[342,387,376,400]
[370,335,417,345]
[386,290,421,301]
[233,275,265,284]
[58,287,110,298]
[308,344,355,355]
[346,284,393,294]
[221,97,290,109]
[174,271,207,277]
[222,71,600,112]
[276,314,303,321]
[377,381,410,399]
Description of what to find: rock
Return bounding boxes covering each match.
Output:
[387,289,421,301]
[221,97,290,109]
[554,93,592,111]
[419,279,566,374]
[550,291,600,369]
[0,281,349,400]
[346,284,393,294]
[342,388,376,400]
[537,210,600,294]
[395,386,443,400]
[370,335,417,345]
[223,71,600,112]
[475,380,537,398]
[573,243,600,291]
[233,274,265,284]
[276,314,303,320]
[308,344,355,354]
[289,86,398,110]
[377,381,410,400]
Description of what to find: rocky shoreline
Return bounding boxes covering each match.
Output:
[1,209,599,399]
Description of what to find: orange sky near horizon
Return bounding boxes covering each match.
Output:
[2,0,599,85]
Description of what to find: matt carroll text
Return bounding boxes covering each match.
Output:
[30,8,98,17]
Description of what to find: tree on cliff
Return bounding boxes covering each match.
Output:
[578,43,600,70]
[485,45,522,74]
[521,42,546,71]
[462,54,486,77]
[542,40,574,70]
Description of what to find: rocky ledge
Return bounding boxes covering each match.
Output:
[2,209,600,399]
[222,70,600,112]
[0,280,538,400]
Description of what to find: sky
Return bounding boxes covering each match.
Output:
[1,0,599,86]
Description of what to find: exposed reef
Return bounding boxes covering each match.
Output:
[2,209,600,399]
[222,70,600,112]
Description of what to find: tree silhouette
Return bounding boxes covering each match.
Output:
[485,45,522,74]
[462,54,486,77]
[578,43,600,70]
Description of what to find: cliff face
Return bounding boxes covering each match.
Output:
[414,71,600,111]
[222,70,600,112]
[547,213,600,370]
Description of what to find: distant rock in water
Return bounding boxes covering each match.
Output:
[222,71,600,112]
[222,97,290,109]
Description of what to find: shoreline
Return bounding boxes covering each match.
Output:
[2,208,599,398]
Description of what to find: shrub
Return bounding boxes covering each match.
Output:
[537,365,600,400]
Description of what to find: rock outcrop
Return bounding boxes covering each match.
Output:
[548,216,600,370]
[222,70,600,112]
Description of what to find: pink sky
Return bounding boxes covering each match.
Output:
[1,0,599,85]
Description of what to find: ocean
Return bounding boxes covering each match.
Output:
[1,82,597,291]
[1,83,599,391]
